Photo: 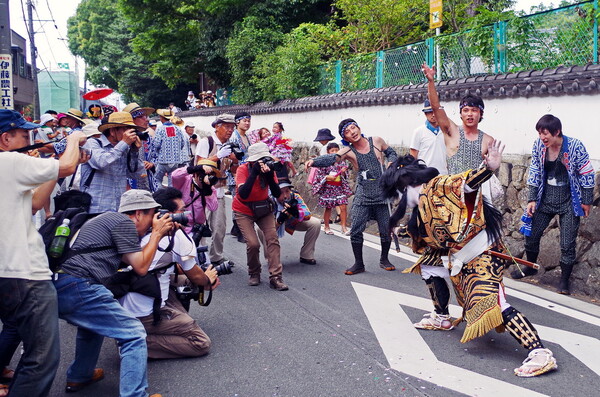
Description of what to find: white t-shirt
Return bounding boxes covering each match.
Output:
[119,229,197,317]
[410,123,448,174]
[0,152,59,280]
[195,132,226,198]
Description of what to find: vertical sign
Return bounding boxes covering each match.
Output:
[0,54,13,109]
[430,0,443,29]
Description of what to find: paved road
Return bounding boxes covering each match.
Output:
[22,221,600,397]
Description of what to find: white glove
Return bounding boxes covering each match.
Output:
[216,145,232,159]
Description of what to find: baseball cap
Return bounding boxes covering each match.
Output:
[0,109,40,133]
[118,189,161,213]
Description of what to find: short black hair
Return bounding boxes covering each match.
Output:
[153,187,183,212]
[326,142,339,151]
[459,94,485,121]
[44,110,58,115]
[535,114,562,136]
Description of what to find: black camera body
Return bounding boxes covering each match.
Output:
[191,223,212,242]
[259,157,283,172]
[223,142,244,160]
[190,134,198,140]
[136,131,150,141]
[157,209,190,226]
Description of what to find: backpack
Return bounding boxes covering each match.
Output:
[38,207,110,272]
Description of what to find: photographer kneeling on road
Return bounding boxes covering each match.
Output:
[54,189,172,397]
[119,187,220,359]
[273,179,321,265]
[80,111,146,213]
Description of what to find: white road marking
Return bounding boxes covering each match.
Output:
[352,282,600,396]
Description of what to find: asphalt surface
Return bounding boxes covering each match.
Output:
[11,219,600,397]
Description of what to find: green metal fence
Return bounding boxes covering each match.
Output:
[317,1,598,95]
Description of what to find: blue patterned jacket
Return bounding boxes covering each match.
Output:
[527,135,595,216]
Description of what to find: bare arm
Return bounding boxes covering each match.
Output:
[422,63,456,137]
[31,180,56,213]
[409,148,419,158]
[121,214,174,276]
[58,131,86,177]
[184,265,220,290]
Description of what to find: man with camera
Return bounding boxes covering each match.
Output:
[55,189,173,396]
[194,114,241,262]
[0,109,86,397]
[80,111,147,213]
[273,179,321,265]
[123,102,157,192]
[119,187,220,359]
[149,109,190,187]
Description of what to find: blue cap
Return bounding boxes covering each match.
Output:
[0,109,40,134]
[422,99,433,113]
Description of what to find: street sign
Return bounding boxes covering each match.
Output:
[430,0,443,29]
[57,63,70,70]
[0,54,14,109]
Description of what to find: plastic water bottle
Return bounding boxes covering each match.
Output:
[48,219,71,258]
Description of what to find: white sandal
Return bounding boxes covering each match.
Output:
[514,348,558,377]
[414,312,454,331]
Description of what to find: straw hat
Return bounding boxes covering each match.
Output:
[98,112,146,133]
[197,159,223,178]
[156,109,176,120]
[65,108,85,123]
[122,102,155,116]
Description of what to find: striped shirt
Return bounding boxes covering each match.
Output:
[61,212,141,283]
[150,122,189,164]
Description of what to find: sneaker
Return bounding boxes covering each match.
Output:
[65,368,104,392]
[248,275,261,286]
[269,277,289,291]
[414,312,454,331]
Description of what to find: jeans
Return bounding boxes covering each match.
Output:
[155,163,180,187]
[54,274,148,397]
[0,278,60,397]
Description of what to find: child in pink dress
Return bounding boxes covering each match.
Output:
[311,143,352,234]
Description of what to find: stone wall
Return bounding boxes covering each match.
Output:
[289,143,600,301]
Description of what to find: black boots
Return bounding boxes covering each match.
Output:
[510,251,539,279]
[558,262,574,295]
[345,243,365,275]
[379,241,396,271]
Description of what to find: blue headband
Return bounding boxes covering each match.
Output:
[235,115,251,122]
[340,122,360,146]
[131,109,146,119]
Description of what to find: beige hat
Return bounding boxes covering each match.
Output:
[118,189,161,213]
[156,109,176,120]
[211,113,235,128]
[246,142,272,162]
[122,102,155,116]
[82,122,101,137]
[98,112,146,133]
[66,108,85,123]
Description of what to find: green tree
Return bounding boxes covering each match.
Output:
[67,0,193,108]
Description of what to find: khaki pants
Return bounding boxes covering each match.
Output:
[206,197,227,263]
[138,290,211,359]
[258,216,321,260]
[234,211,282,279]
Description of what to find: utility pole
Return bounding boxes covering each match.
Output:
[27,0,40,119]
[0,0,15,110]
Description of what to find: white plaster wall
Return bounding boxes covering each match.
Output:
[182,94,600,165]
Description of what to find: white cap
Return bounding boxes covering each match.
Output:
[39,113,56,126]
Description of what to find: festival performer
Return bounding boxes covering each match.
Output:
[306,118,398,275]
[380,142,557,378]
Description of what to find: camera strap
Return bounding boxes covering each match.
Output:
[186,182,211,237]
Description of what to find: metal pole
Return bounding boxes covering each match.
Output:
[435,27,441,80]
[27,0,39,119]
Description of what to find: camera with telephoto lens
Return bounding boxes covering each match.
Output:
[223,142,244,160]
[136,130,150,141]
[259,157,283,172]
[200,260,232,276]
[157,209,191,226]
